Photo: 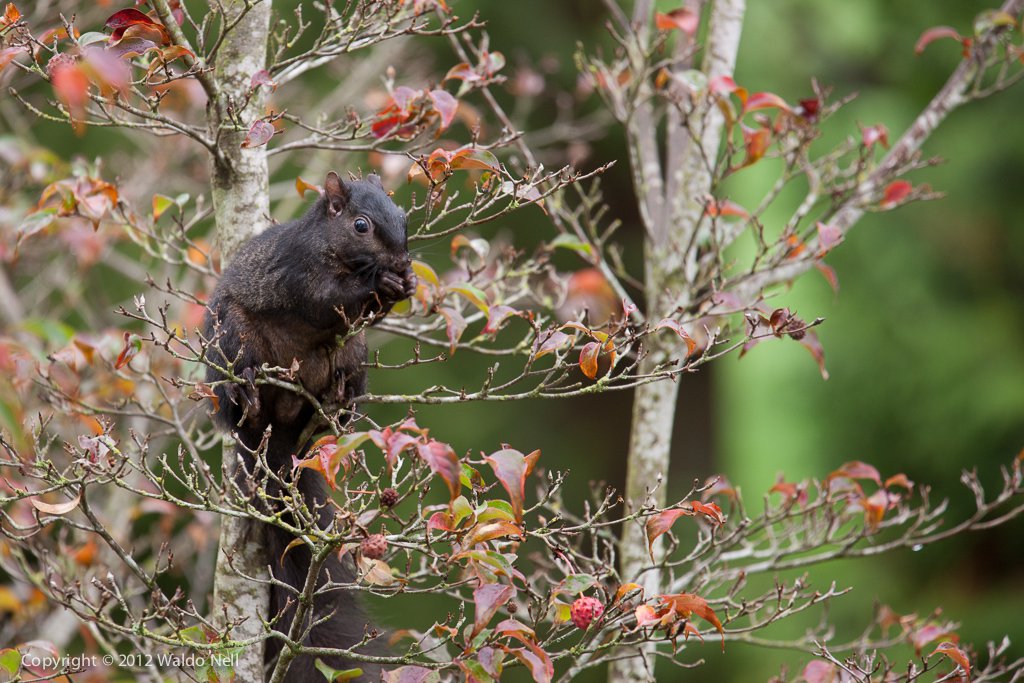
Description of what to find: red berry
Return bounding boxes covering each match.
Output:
[360,534,387,560]
[380,487,399,508]
[570,596,604,630]
[46,52,77,79]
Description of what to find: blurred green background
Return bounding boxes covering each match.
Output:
[3,0,1022,680]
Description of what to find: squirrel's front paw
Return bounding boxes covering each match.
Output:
[401,265,418,299]
[376,270,407,304]
[376,266,415,305]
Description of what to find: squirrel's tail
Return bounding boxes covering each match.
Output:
[235,426,383,682]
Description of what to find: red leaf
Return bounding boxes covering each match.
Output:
[797,97,821,120]
[705,198,749,219]
[292,433,371,489]
[417,439,461,502]
[861,124,889,149]
[661,593,725,650]
[472,583,515,637]
[743,91,791,114]
[0,46,24,73]
[770,476,808,506]
[428,89,457,130]
[884,473,914,490]
[655,8,699,36]
[801,660,837,683]
[368,426,419,470]
[438,307,466,356]
[931,641,971,682]
[688,500,725,524]
[709,74,741,97]
[382,666,438,683]
[532,329,572,359]
[739,125,770,168]
[829,461,882,486]
[816,221,842,255]
[645,509,693,560]
[483,305,520,336]
[654,319,697,357]
[913,624,957,653]
[815,261,840,293]
[484,448,540,523]
[249,69,277,92]
[914,26,965,56]
[241,120,275,148]
[507,642,553,683]
[104,8,169,45]
[880,180,912,207]
[635,604,660,627]
[52,62,90,132]
[797,330,828,380]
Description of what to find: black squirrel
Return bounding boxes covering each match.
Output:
[203,171,415,681]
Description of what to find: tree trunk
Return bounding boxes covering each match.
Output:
[206,2,272,680]
[611,1,745,679]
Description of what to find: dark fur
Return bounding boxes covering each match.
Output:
[203,173,414,681]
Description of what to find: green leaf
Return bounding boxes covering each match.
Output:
[314,659,363,681]
[152,193,176,220]
[0,648,20,675]
[548,234,593,257]
[476,499,516,523]
[16,208,57,242]
[448,283,490,313]
[558,573,597,596]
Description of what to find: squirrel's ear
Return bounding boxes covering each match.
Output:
[367,173,384,191]
[324,171,350,216]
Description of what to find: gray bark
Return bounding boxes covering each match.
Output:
[205,2,272,681]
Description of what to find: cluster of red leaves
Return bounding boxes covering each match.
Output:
[705,75,820,170]
[371,85,459,139]
[444,50,506,88]
[17,173,120,252]
[2,5,195,134]
[769,461,914,532]
[630,591,725,652]
[407,146,501,183]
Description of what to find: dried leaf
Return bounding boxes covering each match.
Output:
[31,492,81,515]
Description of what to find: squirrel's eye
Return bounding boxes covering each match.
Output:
[353,217,370,234]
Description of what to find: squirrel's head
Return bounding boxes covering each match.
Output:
[321,171,409,274]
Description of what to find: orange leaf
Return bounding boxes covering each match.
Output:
[654,8,698,36]
[295,176,322,197]
[743,91,791,113]
[578,341,601,379]
[661,593,725,650]
[646,508,694,560]
[3,3,20,25]
[931,641,971,682]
